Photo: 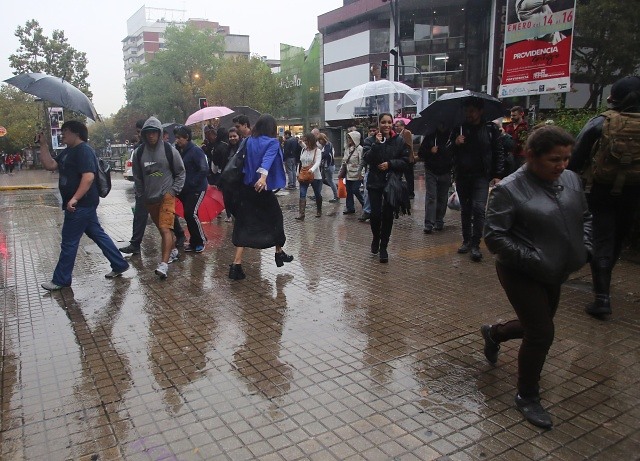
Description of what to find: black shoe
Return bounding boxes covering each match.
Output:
[371,238,380,255]
[480,325,500,364]
[379,248,388,263]
[585,294,612,318]
[457,242,471,254]
[358,212,370,222]
[329,198,339,203]
[515,394,553,429]
[275,251,294,267]
[119,244,141,255]
[228,264,246,280]
[423,226,433,234]
[470,247,483,262]
[434,223,444,231]
[409,193,415,199]
[343,210,356,215]
[175,234,186,248]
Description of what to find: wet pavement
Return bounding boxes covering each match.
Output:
[1,170,639,460]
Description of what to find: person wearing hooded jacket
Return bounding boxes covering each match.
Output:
[363,113,410,263]
[568,75,640,318]
[338,130,364,214]
[132,116,186,279]
[174,125,208,253]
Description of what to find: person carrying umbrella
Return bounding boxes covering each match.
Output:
[37,121,129,291]
[447,97,505,262]
[174,125,208,253]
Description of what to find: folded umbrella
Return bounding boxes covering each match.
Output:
[3,72,100,121]
[185,106,234,126]
[407,90,505,136]
[175,185,225,223]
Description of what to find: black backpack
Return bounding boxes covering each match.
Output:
[95,155,112,198]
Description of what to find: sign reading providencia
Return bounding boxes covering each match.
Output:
[499,0,577,98]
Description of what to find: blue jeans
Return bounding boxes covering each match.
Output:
[299,179,323,200]
[345,180,364,212]
[322,164,338,199]
[285,157,297,188]
[52,206,129,286]
[362,172,371,213]
[424,171,451,229]
[455,176,490,247]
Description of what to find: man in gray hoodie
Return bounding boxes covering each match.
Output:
[132,117,186,278]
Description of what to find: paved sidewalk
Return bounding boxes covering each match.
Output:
[1,172,638,460]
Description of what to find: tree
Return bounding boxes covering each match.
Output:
[205,56,287,115]
[0,85,40,152]
[88,117,116,153]
[125,24,224,122]
[9,20,92,98]
[573,1,640,109]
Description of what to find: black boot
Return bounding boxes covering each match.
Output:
[275,250,294,267]
[585,294,612,317]
[379,246,388,263]
[315,197,322,217]
[228,264,246,280]
[587,260,613,317]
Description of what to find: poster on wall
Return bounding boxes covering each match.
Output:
[49,107,65,149]
[498,0,577,98]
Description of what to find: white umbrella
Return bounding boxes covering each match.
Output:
[336,79,420,112]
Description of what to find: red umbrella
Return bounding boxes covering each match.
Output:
[175,185,225,223]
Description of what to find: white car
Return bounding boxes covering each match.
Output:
[123,150,134,181]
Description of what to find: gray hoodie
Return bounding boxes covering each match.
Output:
[132,117,185,203]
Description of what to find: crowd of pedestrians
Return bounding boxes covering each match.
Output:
[34,75,640,431]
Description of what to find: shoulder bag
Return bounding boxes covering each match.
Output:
[297,148,317,184]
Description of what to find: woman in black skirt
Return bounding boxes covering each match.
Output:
[229,114,294,280]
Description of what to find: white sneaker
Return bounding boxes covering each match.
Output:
[155,262,169,279]
[168,248,179,264]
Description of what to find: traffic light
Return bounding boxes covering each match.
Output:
[199,98,208,109]
[380,60,389,79]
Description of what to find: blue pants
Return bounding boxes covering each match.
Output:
[322,164,338,199]
[345,180,364,212]
[285,158,297,188]
[52,206,129,287]
[299,179,323,200]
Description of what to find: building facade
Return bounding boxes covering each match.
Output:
[122,6,250,85]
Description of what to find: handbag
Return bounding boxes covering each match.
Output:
[297,148,318,184]
[219,139,247,190]
[338,148,356,179]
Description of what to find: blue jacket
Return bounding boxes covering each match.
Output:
[243,136,286,190]
[179,141,208,195]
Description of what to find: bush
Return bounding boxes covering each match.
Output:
[538,108,600,137]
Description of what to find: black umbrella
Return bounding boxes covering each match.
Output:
[407,90,505,136]
[3,72,100,121]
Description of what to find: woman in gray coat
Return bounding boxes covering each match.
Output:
[480,125,592,429]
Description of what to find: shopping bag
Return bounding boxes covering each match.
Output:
[447,185,460,211]
[337,178,347,198]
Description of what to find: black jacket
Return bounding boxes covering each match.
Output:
[419,130,453,175]
[363,133,409,190]
[178,141,208,195]
[484,166,592,284]
[447,121,505,179]
[283,136,300,160]
[567,115,604,174]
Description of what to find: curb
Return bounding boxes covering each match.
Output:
[0,186,55,191]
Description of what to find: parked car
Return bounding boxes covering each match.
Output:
[123,150,134,181]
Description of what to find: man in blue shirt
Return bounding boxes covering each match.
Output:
[38,121,129,291]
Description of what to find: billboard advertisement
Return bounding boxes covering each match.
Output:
[499,0,577,98]
[49,107,65,150]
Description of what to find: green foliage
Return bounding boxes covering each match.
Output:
[125,25,224,123]
[539,108,600,137]
[88,118,116,152]
[9,19,91,98]
[111,106,148,145]
[205,56,286,115]
[573,1,640,109]
[0,85,40,152]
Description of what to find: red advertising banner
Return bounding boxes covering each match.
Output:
[499,0,577,98]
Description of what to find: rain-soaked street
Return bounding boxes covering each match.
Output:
[1,170,639,460]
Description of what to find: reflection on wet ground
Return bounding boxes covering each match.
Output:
[1,173,639,460]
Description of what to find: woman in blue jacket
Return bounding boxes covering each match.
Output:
[229,114,294,280]
[174,125,209,253]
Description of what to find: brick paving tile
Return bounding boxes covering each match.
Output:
[1,173,639,459]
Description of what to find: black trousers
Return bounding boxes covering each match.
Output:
[403,162,415,196]
[491,263,562,399]
[180,191,207,247]
[587,183,640,295]
[368,188,394,247]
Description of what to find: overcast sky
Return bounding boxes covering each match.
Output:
[2,0,343,117]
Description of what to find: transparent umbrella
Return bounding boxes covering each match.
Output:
[336,79,421,113]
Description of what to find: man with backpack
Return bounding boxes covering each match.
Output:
[132,117,186,279]
[36,121,129,291]
[568,76,640,318]
[120,120,186,256]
